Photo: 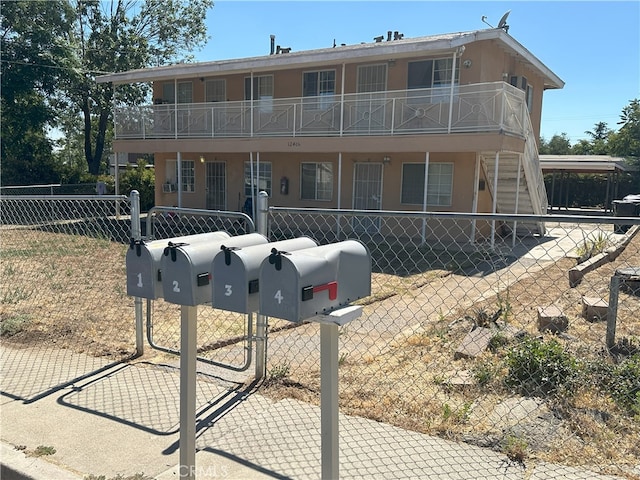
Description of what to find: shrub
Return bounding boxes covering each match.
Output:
[504,336,578,396]
[609,354,640,417]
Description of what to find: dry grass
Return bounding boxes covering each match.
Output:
[2,225,639,478]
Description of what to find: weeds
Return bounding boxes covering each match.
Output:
[501,434,528,462]
[0,314,31,336]
[504,336,579,397]
[576,232,609,262]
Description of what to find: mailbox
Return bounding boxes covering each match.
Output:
[258,240,371,323]
[126,231,230,300]
[211,237,318,314]
[161,233,268,306]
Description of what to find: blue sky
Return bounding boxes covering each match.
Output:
[195,1,640,144]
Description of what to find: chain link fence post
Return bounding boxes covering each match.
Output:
[255,191,270,380]
[130,190,144,356]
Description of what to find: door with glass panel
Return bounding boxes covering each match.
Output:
[206,162,226,210]
[352,163,383,233]
[351,64,387,133]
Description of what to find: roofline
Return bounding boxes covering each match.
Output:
[96,28,564,89]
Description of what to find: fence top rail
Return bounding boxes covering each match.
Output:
[268,206,640,226]
[0,195,129,201]
[148,206,256,230]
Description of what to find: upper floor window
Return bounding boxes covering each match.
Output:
[161,81,193,104]
[510,75,534,113]
[357,64,387,93]
[244,75,274,100]
[401,162,453,206]
[301,162,333,200]
[303,70,336,110]
[408,58,460,103]
[205,78,226,102]
[245,75,274,113]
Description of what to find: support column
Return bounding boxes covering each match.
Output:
[491,152,500,248]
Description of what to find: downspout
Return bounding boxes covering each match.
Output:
[447,47,462,134]
[177,151,183,208]
[491,152,500,248]
[470,154,480,243]
[339,63,346,137]
[421,152,430,244]
[174,78,178,139]
[255,151,260,220]
[337,152,343,238]
[249,152,255,217]
[250,72,254,137]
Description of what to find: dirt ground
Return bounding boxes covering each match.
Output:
[1,225,639,478]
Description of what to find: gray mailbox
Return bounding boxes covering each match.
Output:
[126,231,231,300]
[211,237,318,314]
[258,240,371,323]
[161,233,268,306]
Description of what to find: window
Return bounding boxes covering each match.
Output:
[357,64,387,93]
[205,79,226,102]
[401,163,453,206]
[303,70,336,109]
[244,161,272,196]
[301,162,333,200]
[408,58,460,103]
[245,75,274,113]
[164,159,195,192]
[525,84,534,113]
[161,82,193,104]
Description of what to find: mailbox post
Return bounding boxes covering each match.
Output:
[257,240,371,479]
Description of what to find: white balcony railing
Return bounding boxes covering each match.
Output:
[113,82,529,140]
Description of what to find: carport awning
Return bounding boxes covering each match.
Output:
[540,155,630,174]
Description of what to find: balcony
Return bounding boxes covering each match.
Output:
[113,82,528,140]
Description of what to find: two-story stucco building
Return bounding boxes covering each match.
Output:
[98,26,563,240]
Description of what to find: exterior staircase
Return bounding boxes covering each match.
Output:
[481,115,548,236]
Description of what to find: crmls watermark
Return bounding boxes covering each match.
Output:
[178,464,231,478]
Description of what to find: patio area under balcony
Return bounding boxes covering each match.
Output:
[113,82,529,140]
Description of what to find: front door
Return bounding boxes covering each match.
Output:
[353,162,383,233]
[206,162,226,210]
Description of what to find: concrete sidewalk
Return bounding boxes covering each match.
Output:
[1,345,627,480]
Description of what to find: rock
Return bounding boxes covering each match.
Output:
[581,296,608,322]
[454,327,493,359]
[537,306,568,333]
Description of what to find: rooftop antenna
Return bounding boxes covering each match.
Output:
[481,10,511,32]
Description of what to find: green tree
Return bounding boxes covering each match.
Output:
[60,0,213,175]
[539,133,572,155]
[0,0,74,185]
[118,160,155,211]
[609,99,640,159]
[571,122,612,155]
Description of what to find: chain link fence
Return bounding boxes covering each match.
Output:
[142,206,257,373]
[1,195,639,477]
[264,207,640,478]
[0,195,134,401]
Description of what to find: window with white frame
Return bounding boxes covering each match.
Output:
[244,75,274,113]
[160,81,193,104]
[301,162,333,200]
[244,161,272,196]
[205,78,226,102]
[401,162,453,206]
[165,159,195,193]
[303,70,336,110]
[357,64,387,93]
[407,58,460,103]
